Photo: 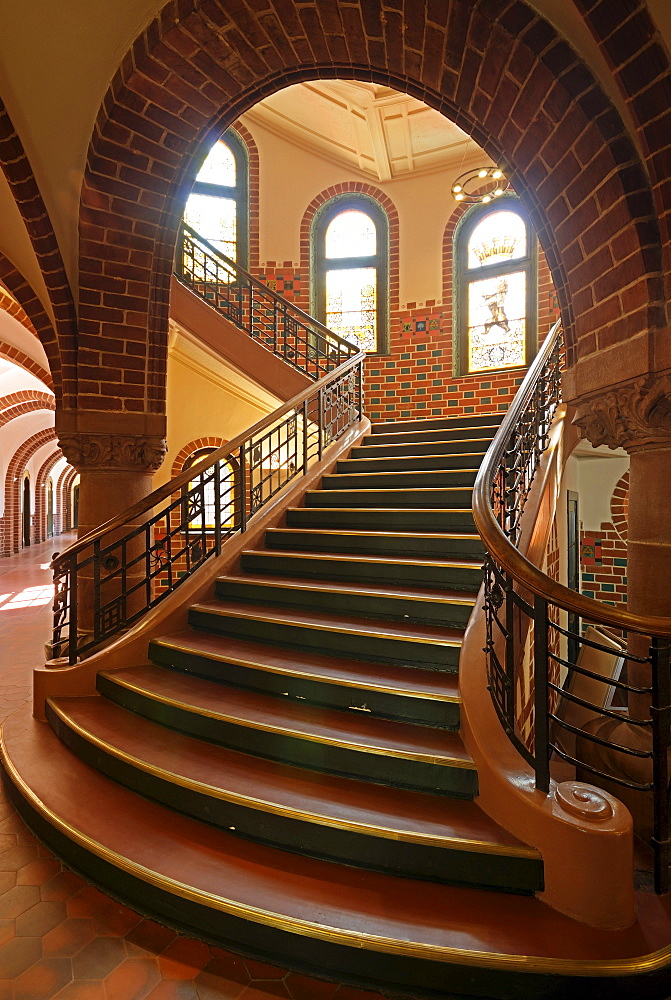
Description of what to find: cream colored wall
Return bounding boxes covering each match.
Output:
[157,325,282,488]
[251,116,489,308]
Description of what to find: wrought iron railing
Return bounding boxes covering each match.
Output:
[51,353,364,665]
[176,223,359,377]
[473,321,671,894]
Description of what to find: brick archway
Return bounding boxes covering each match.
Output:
[2,428,57,555]
[0,395,56,430]
[35,449,67,543]
[58,465,79,533]
[79,0,661,418]
[0,341,53,388]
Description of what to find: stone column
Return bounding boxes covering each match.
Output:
[573,376,671,816]
[56,412,167,640]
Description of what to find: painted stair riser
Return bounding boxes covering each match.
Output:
[266,529,485,560]
[187,607,461,671]
[363,426,499,446]
[304,489,473,509]
[350,438,494,458]
[149,640,460,729]
[96,674,476,796]
[371,415,502,434]
[239,552,482,592]
[323,470,478,490]
[285,508,477,533]
[336,453,486,473]
[214,579,474,628]
[46,703,538,892]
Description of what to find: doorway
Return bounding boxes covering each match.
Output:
[22,476,31,547]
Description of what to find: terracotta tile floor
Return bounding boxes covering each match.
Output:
[0,536,397,1000]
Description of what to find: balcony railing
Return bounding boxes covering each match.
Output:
[176,223,359,378]
[473,322,671,894]
[51,353,364,665]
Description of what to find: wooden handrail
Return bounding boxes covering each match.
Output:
[472,323,671,638]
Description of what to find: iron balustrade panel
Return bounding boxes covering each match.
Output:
[478,324,671,894]
[177,223,358,378]
[51,359,364,670]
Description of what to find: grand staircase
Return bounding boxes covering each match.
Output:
[4,412,665,998]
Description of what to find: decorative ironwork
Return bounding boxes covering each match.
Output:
[474,321,671,894]
[177,223,358,379]
[51,353,364,676]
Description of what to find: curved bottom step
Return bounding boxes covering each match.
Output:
[3,706,671,1000]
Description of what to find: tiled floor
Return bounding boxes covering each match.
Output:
[0,536,392,1000]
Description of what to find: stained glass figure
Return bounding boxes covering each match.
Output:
[468,210,526,269]
[325,210,376,259]
[326,268,377,353]
[468,271,526,371]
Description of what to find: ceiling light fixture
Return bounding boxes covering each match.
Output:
[451,166,510,205]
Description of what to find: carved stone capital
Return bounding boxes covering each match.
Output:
[58,433,167,473]
[572,375,671,453]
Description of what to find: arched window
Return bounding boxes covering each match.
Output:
[455,200,537,376]
[182,450,235,532]
[184,129,248,266]
[312,197,389,354]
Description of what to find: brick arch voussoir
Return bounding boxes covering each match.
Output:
[82,0,661,405]
[0,254,59,394]
[0,340,52,389]
[0,104,76,404]
[299,183,400,311]
[0,398,56,429]
[3,427,57,555]
[35,448,65,543]
[0,390,55,413]
[0,285,38,338]
[171,437,227,478]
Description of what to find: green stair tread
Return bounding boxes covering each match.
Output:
[218,572,477,607]
[190,598,465,647]
[151,629,461,700]
[240,549,481,574]
[4,709,661,968]
[48,695,534,857]
[99,663,472,766]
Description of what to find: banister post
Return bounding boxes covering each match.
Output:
[533,594,551,793]
[651,637,671,894]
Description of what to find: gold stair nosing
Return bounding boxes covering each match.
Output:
[219,575,476,607]
[153,636,460,702]
[2,734,666,976]
[99,671,471,767]
[242,550,480,571]
[268,528,481,541]
[47,699,534,856]
[190,603,463,648]
[325,469,480,478]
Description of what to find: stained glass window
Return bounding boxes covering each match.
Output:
[313,197,389,354]
[183,130,248,266]
[456,201,536,375]
[184,451,235,531]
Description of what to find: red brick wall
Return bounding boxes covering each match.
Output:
[580,471,629,612]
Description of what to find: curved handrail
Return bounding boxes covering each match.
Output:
[52,352,363,567]
[472,322,671,894]
[472,324,671,638]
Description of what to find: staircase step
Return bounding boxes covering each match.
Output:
[97,664,477,795]
[7,708,663,1000]
[214,574,476,628]
[46,696,540,892]
[304,487,473,508]
[323,468,478,490]
[336,451,487,473]
[350,437,495,458]
[149,629,461,727]
[239,549,482,591]
[188,599,464,670]
[370,414,503,434]
[363,425,499,446]
[285,506,477,532]
[267,527,485,560]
